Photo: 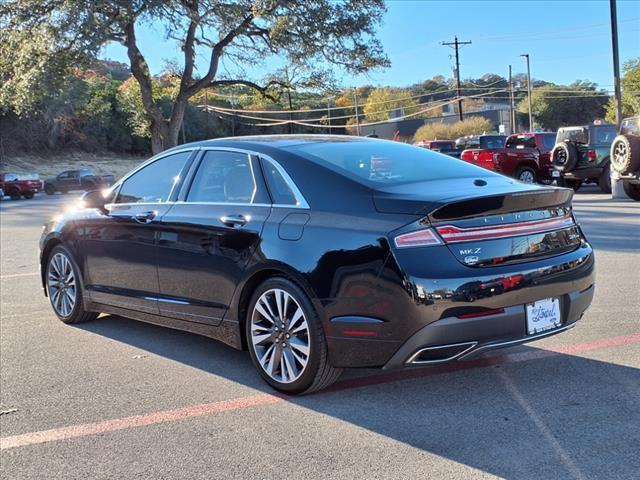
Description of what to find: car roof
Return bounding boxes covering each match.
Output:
[164,134,379,154]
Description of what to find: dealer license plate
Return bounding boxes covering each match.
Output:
[526,298,561,335]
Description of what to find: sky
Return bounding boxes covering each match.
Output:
[101,0,640,92]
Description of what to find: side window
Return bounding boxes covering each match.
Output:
[187,151,256,203]
[261,158,301,206]
[115,151,191,204]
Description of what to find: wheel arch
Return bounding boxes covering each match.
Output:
[232,266,318,351]
[40,236,63,295]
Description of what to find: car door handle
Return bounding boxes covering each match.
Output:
[220,214,248,227]
[133,211,157,224]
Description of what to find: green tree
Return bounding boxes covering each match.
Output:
[605,58,640,123]
[1,0,389,153]
[363,87,419,122]
[518,82,609,130]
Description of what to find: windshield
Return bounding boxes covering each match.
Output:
[430,141,455,150]
[286,140,491,186]
[479,136,506,149]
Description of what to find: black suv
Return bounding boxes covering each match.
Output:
[551,123,617,192]
[610,116,640,200]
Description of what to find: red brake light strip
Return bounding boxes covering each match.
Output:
[436,215,575,243]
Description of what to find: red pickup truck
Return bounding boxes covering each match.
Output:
[460,133,556,183]
[0,173,42,200]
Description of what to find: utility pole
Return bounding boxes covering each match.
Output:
[509,65,516,134]
[442,36,472,121]
[287,88,294,134]
[521,53,533,132]
[610,0,622,128]
[353,88,361,136]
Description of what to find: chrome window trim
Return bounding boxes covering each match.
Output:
[107,148,197,205]
[187,148,257,204]
[258,154,310,209]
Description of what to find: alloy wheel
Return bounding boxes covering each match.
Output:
[518,170,535,183]
[250,288,310,384]
[48,253,77,317]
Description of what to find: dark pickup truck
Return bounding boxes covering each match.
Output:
[44,168,115,195]
[0,173,42,200]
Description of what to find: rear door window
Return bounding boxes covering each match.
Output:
[187,151,256,204]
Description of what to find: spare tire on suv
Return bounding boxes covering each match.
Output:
[551,141,579,171]
[610,134,640,174]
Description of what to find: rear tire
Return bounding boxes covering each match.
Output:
[245,277,342,394]
[515,166,537,184]
[623,182,640,201]
[598,164,612,194]
[45,245,98,324]
[44,184,56,195]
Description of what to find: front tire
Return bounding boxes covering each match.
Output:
[598,164,612,194]
[557,177,582,191]
[23,192,34,199]
[46,245,98,324]
[44,184,56,195]
[246,277,342,394]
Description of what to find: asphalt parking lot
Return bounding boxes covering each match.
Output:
[1,187,639,480]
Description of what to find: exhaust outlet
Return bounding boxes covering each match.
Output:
[406,341,477,365]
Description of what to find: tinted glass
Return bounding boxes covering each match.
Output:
[621,117,639,135]
[591,126,616,144]
[540,133,556,149]
[479,136,506,149]
[557,128,588,144]
[286,140,493,186]
[505,135,536,149]
[116,151,191,204]
[187,151,255,203]
[262,158,297,205]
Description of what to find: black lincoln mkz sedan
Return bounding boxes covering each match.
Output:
[40,136,595,394]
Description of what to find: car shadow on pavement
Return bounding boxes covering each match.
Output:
[79,314,640,480]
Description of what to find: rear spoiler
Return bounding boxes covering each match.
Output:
[429,189,573,222]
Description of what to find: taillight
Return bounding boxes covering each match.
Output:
[394,228,442,248]
[587,149,597,162]
[435,214,575,243]
[477,151,497,170]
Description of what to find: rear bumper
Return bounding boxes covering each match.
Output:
[382,283,593,369]
[561,167,603,180]
[326,243,595,369]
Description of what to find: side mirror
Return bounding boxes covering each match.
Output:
[81,189,108,212]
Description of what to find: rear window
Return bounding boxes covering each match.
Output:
[505,135,536,149]
[3,173,19,181]
[557,127,588,144]
[285,140,490,186]
[430,141,455,150]
[479,136,506,149]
